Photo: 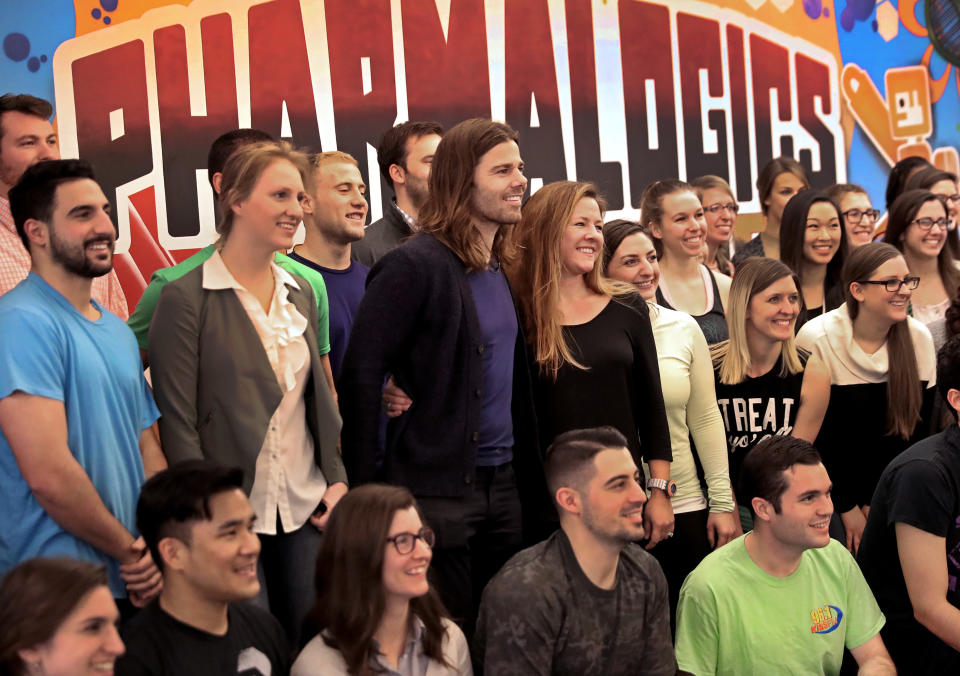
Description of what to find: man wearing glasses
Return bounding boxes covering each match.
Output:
[826,184,880,249]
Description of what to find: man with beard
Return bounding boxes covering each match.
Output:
[288,151,369,381]
[0,159,166,609]
[0,94,127,317]
[473,426,676,676]
[339,118,541,636]
[352,120,442,266]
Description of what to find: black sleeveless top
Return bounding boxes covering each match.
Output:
[655,266,729,345]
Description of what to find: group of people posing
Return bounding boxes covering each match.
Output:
[1,89,960,676]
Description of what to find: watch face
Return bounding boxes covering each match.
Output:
[667,481,678,496]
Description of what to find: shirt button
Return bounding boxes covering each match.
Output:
[475,388,483,398]
[464,474,473,485]
[471,431,479,442]
[477,345,485,355]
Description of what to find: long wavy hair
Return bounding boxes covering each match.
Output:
[779,190,848,305]
[844,242,922,439]
[885,189,959,303]
[417,118,520,271]
[715,257,805,384]
[508,181,635,379]
[0,558,109,676]
[305,485,451,676]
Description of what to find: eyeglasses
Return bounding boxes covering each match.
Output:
[704,202,739,215]
[386,527,436,554]
[911,217,949,232]
[943,194,960,204]
[857,276,920,293]
[841,208,880,225]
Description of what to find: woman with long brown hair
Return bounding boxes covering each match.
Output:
[293,484,470,675]
[797,242,936,553]
[508,181,675,548]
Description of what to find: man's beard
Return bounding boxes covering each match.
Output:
[50,229,115,278]
[405,173,430,213]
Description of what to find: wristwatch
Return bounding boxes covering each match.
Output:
[647,478,678,497]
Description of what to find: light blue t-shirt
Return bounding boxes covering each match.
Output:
[0,273,159,596]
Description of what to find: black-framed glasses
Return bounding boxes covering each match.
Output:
[386,527,436,554]
[857,276,920,293]
[911,217,949,232]
[943,194,960,204]
[841,208,880,224]
[704,202,739,215]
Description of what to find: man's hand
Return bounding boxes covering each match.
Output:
[120,536,162,607]
[840,506,866,554]
[383,377,412,418]
[309,481,349,531]
[644,490,675,550]
[706,511,739,549]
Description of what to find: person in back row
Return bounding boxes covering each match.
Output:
[675,436,894,676]
[857,334,960,674]
[117,462,289,676]
[474,426,676,676]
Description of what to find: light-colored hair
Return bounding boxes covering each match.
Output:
[216,141,310,239]
[716,257,804,384]
[508,181,635,379]
[690,175,735,203]
[309,150,359,171]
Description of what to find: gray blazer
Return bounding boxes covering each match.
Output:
[148,265,346,494]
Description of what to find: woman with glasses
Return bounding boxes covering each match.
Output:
[733,156,810,267]
[906,167,960,260]
[826,183,880,248]
[884,189,959,344]
[293,484,471,675]
[691,175,738,276]
[779,191,848,331]
[797,242,936,554]
[643,179,731,345]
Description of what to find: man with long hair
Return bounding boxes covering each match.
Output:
[339,118,542,635]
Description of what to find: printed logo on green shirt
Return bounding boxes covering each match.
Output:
[809,604,843,634]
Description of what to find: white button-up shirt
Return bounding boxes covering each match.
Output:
[202,251,327,534]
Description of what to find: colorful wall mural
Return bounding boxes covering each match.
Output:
[2,0,958,311]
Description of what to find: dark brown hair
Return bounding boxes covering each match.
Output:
[886,155,930,209]
[739,436,822,516]
[0,558,109,676]
[377,121,444,185]
[0,94,53,145]
[306,485,451,675]
[639,178,695,258]
[885,189,958,303]
[844,242,923,439]
[417,118,520,272]
[756,156,809,216]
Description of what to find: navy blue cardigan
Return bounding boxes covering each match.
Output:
[339,234,542,504]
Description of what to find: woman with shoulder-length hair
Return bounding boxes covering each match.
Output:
[733,156,810,267]
[293,484,471,676]
[149,141,347,646]
[0,558,123,676]
[905,166,960,257]
[797,242,936,553]
[507,181,675,548]
[712,257,830,528]
[826,183,880,249]
[690,175,738,276]
[603,218,738,625]
[778,190,848,330]
[642,179,731,345]
[884,189,959,343]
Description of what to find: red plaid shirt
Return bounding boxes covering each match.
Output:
[0,195,128,318]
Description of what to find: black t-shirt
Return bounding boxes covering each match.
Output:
[712,351,806,502]
[116,601,290,676]
[532,296,672,468]
[858,425,960,674]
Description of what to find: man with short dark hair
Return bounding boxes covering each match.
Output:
[675,436,894,676]
[0,93,127,315]
[857,334,960,673]
[288,151,369,381]
[473,426,676,675]
[117,461,289,675]
[0,159,165,606]
[126,128,334,379]
[339,118,540,633]
[352,120,442,266]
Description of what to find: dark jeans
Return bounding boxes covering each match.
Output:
[252,517,323,650]
[648,508,712,635]
[417,462,523,640]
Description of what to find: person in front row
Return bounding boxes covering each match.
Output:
[117,462,289,675]
[473,426,676,676]
[293,484,471,675]
[675,436,895,676]
[857,334,960,674]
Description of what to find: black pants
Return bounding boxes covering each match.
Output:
[649,508,712,634]
[417,463,524,639]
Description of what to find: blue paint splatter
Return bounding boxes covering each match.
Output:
[91,8,101,19]
[803,0,822,19]
[103,16,111,24]
[2,32,30,62]
[872,19,878,31]
[26,56,40,72]
[40,54,46,63]
[823,7,830,17]
[840,0,875,31]
[100,0,119,11]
